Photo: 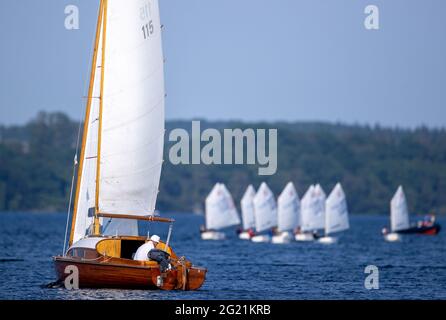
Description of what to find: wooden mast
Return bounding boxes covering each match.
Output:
[94,0,108,235]
[69,0,105,246]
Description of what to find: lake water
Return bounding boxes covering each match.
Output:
[0,213,445,300]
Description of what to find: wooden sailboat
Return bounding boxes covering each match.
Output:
[201,183,240,240]
[53,0,206,290]
[317,183,350,244]
[272,182,300,244]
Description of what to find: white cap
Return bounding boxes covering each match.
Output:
[150,235,160,242]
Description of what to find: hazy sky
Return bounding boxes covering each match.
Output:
[0,0,445,127]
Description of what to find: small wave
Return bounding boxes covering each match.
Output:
[0,258,24,262]
[42,280,63,289]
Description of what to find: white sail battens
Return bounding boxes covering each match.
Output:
[390,186,410,232]
[205,183,241,230]
[98,0,165,215]
[253,182,278,233]
[240,185,256,230]
[277,182,300,232]
[325,183,349,235]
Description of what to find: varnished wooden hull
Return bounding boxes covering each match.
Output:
[54,256,206,291]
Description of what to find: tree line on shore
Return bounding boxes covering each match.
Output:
[1,111,445,215]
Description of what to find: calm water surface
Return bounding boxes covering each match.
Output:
[0,213,445,300]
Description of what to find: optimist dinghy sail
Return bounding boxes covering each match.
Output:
[390,186,410,232]
[205,183,240,231]
[300,185,325,232]
[277,182,300,232]
[272,182,300,243]
[318,183,349,244]
[239,185,256,239]
[252,182,277,242]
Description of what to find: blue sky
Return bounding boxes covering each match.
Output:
[0,0,445,127]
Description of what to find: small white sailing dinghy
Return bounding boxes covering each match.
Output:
[383,186,410,242]
[201,183,240,240]
[383,186,441,241]
[296,185,324,241]
[252,182,277,243]
[238,185,256,240]
[272,182,300,244]
[318,183,350,244]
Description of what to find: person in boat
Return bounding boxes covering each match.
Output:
[133,234,161,261]
[422,214,435,227]
[268,227,278,237]
[312,230,320,239]
[133,235,172,273]
[294,226,302,235]
[236,227,255,238]
[199,224,217,234]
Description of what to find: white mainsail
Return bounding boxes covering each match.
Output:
[205,183,240,230]
[253,182,278,233]
[240,185,256,230]
[300,185,325,232]
[99,0,165,215]
[71,0,164,243]
[325,183,349,235]
[277,182,300,232]
[390,186,410,232]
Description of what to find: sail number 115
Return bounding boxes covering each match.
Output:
[142,20,154,40]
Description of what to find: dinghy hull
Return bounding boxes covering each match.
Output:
[238,231,252,240]
[201,230,226,240]
[397,223,441,235]
[272,231,293,244]
[295,233,315,241]
[251,235,271,243]
[317,236,337,244]
[53,256,207,291]
[384,233,401,242]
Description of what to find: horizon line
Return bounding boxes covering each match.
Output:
[1,110,446,131]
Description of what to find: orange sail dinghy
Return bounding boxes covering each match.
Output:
[53,0,206,290]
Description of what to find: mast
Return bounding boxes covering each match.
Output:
[94,0,108,235]
[69,0,105,246]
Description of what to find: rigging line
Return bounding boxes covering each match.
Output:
[62,154,78,256]
[62,89,84,254]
